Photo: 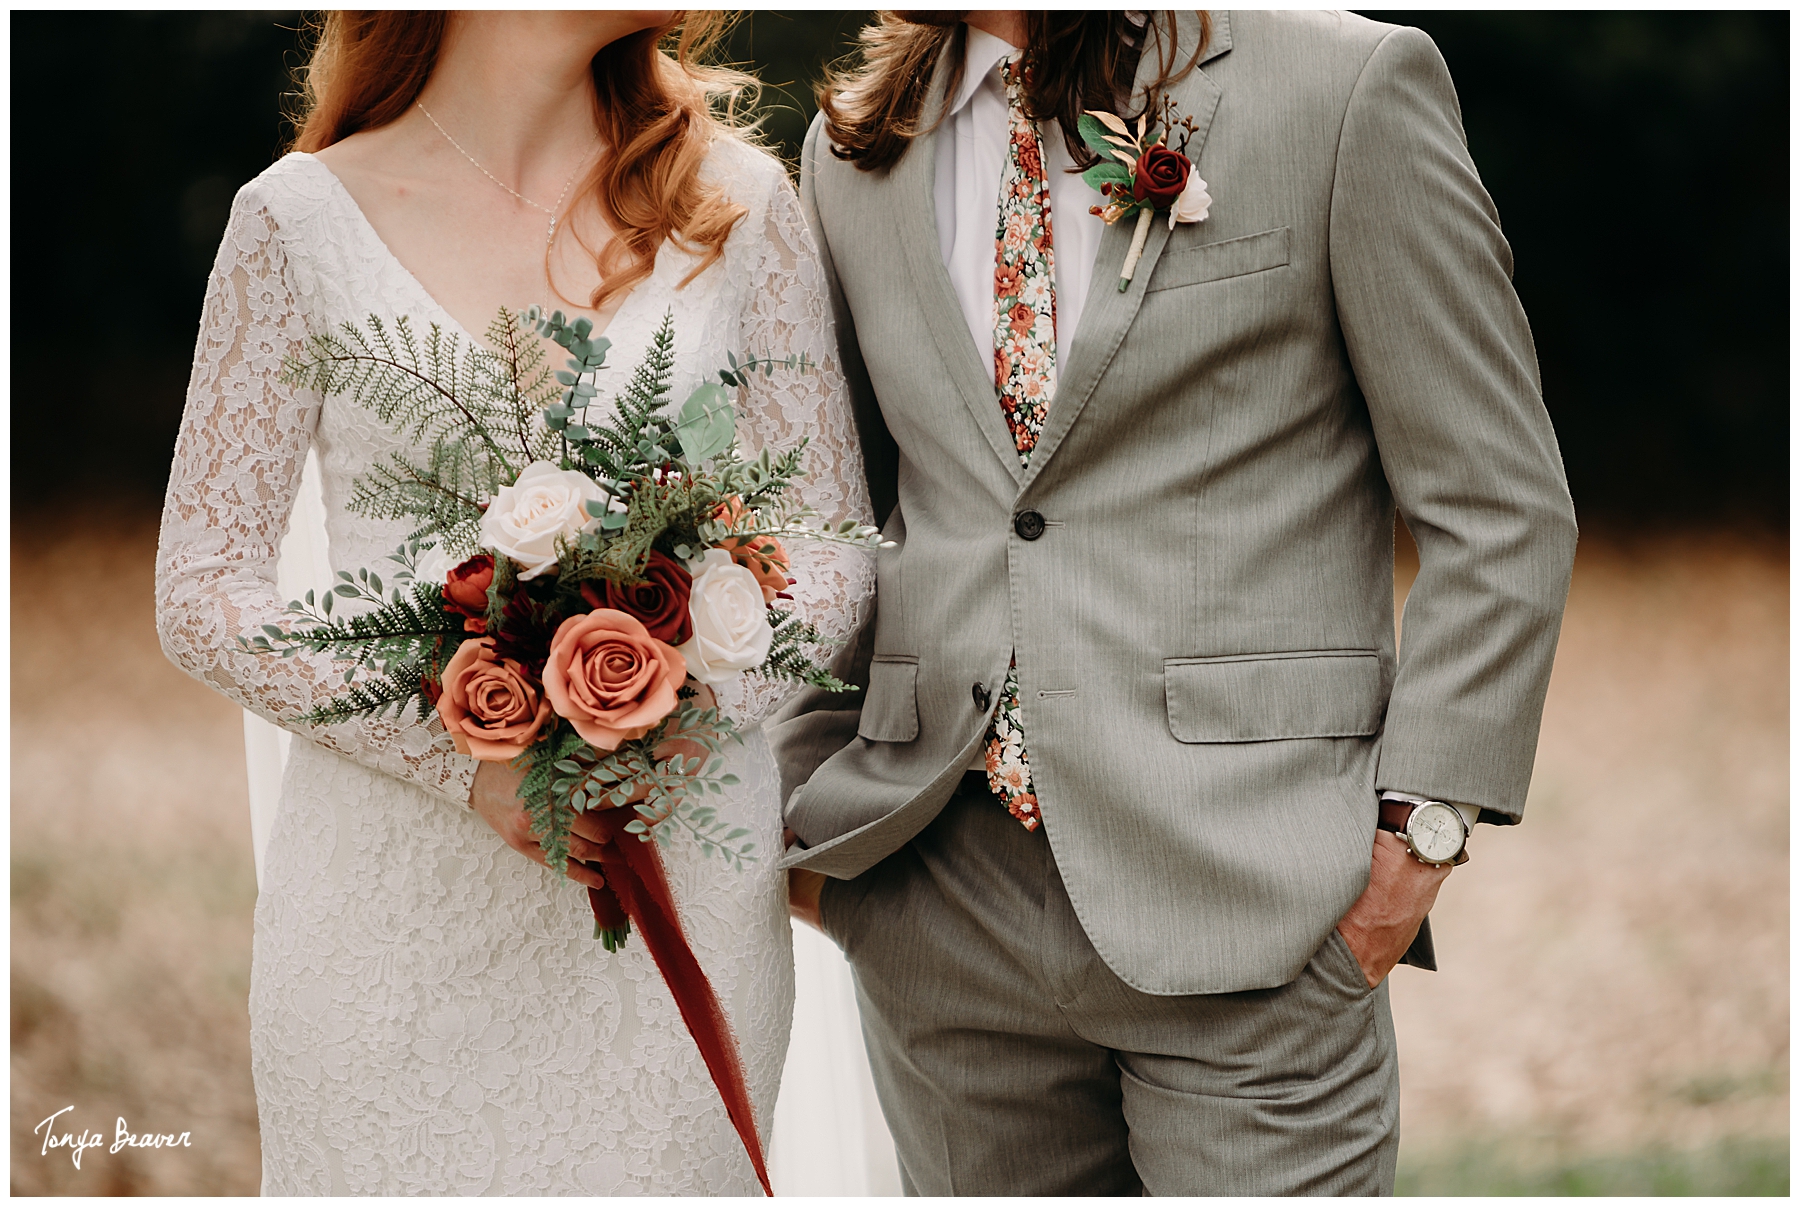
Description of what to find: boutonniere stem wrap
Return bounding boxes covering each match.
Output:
[1080,98,1213,290]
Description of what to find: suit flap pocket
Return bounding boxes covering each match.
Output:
[1164,650,1382,742]
[1148,226,1291,292]
[857,656,919,743]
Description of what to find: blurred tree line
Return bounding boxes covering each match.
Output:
[11,11,1785,529]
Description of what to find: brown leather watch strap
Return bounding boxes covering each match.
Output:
[1377,800,1416,834]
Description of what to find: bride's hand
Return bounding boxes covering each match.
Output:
[469,759,609,891]
[468,686,720,892]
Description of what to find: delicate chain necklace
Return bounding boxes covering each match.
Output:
[416,101,595,247]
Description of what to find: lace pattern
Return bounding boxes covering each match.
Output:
[154,141,872,1194]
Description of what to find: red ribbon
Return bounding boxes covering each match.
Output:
[582,808,772,1197]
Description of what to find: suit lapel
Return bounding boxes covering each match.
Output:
[1018,10,1232,494]
[892,39,1026,486]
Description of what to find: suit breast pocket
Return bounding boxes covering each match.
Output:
[857,655,920,743]
[1146,226,1292,293]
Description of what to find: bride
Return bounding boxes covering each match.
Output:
[155,10,872,1195]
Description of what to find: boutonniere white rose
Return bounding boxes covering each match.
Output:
[1079,95,1212,291]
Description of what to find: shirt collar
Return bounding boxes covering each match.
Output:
[948,15,1148,118]
[947,26,1018,118]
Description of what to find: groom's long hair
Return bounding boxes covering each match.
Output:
[818,12,1209,173]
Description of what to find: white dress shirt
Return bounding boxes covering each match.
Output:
[936,26,1477,840]
[934,27,1105,383]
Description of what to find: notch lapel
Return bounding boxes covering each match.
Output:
[891,40,1026,486]
[1017,10,1232,495]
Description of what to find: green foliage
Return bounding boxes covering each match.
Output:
[533,305,673,482]
[298,656,442,726]
[281,308,561,553]
[237,573,463,678]
[528,704,757,876]
[760,608,855,692]
[519,723,590,874]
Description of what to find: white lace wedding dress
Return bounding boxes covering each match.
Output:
[155,143,874,1195]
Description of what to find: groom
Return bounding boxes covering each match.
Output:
[773,10,1576,1195]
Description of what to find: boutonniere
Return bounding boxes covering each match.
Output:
[1080,96,1212,291]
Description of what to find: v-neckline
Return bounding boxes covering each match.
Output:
[293,151,639,354]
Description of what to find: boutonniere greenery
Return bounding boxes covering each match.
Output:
[1080,95,1212,290]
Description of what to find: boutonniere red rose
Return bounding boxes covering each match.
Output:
[1079,95,1213,290]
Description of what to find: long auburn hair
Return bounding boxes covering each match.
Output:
[819,12,1209,173]
[291,11,757,311]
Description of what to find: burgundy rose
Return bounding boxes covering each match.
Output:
[443,555,494,633]
[579,551,694,646]
[490,591,559,679]
[1132,144,1191,208]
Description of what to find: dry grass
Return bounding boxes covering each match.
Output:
[1389,528,1788,1185]
[10,517,1788,1194]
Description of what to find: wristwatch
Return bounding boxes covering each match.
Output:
[1378,799,1469,867]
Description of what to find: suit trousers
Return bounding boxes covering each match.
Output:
[820,784,1401,1196]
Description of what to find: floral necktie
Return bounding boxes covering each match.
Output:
[983,55,1055,832]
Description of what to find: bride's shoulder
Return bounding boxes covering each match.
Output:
[226,152,345,245]
[701,136,796,229]
[702,135,789,196]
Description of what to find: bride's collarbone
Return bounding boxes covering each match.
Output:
[314,141,618,349]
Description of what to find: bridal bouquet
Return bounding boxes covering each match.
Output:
[241,305,875,1190]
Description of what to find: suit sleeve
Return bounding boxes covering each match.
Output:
[1330,26,1578,822]
[763,114,895,818]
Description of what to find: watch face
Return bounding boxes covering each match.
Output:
[1407,802,1465,864]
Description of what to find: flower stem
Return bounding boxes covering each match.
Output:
[1118,207,1156,291]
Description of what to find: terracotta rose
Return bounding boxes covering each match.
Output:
[436,637,553,761]
[713,498,792,604]
[544,609,687,751]
[442,555,494,633]
[580,551,693,645]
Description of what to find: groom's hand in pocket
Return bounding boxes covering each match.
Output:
[469,760,609,891]
[1335,831,1453,988]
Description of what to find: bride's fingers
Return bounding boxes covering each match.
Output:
[562,858,607,892]
[567,833,607,865]
[570,810,611,843]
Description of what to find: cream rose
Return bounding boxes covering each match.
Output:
[677,548,775,684]
[1169,172,1212,227]
[479,461,611,581]
[411,542,457,586]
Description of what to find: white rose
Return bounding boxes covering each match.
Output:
[678,548,775,684]
[411,542,458,586]
[479,460,611,581]
[1170,172,1212,226]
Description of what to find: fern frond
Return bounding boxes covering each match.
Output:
[300,656,440,726]
[756,608,855,692]
[244,580,465,672]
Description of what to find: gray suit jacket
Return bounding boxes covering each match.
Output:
[774,10,1577,995]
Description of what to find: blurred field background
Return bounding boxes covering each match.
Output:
[11,11,1788,1195]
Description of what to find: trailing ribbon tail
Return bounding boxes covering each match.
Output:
[584,811,772,1196]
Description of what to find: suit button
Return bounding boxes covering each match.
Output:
[972,683,991,712]
[1013,509,1046,541]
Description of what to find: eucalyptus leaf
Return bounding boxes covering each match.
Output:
[673,381,736,464]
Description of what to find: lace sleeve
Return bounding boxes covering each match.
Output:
[154,192,480,806]
[710,174,877,728]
